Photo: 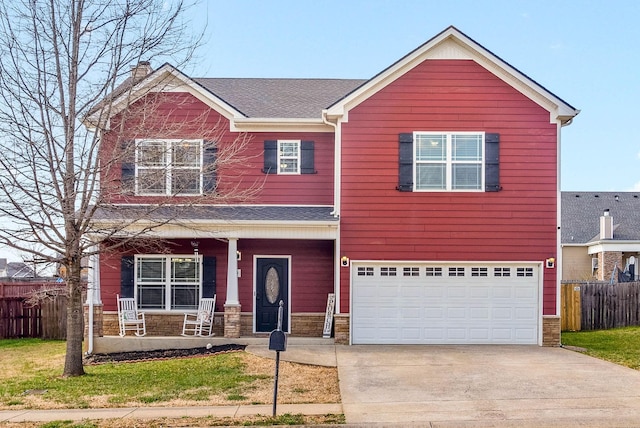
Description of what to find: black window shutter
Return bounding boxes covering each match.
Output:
[485,133,501,192]
[120,256,135,298]
[121,140,135,194]
[397,133,414,192]
[203,141,218,193]
[202,256,216,299]
[300,140,316,174]
[262,140,278,174]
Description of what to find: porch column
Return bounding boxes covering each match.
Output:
[84,247,103,342]
[224,238,241,338]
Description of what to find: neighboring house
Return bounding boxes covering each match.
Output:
[0,258,35,278]
[85,26,578,346]
[561,192,640,282]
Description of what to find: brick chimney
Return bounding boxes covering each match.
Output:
[131,61,152,81]
[600,209,613,240]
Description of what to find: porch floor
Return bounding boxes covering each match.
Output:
[91,336,338,367]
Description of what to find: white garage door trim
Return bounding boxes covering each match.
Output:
[351,261,542,345]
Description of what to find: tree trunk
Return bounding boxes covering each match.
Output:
[63,264,85,377]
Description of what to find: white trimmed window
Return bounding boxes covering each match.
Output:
[135,255,202,310]
[414,132,484,191]
[278,140,300,174]
[136,139,203,195]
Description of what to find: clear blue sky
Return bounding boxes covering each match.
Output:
[185,0,640,192]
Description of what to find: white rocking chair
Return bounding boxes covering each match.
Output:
[117,294,146,337]
[182,296,216,336]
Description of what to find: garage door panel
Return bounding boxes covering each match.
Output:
[492,287,514,298]
[401,286,423,298]
[352,262,539,345]
[515,307,537,320]
[470,287,490,298]
[424,307,445,318]
[447,307,466,318]
[401,328,421,340]
[447,287,467,298]
[424,287,445,298]
[470,307,490,320]
[469,328,490,340]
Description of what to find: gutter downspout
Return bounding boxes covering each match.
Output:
[322,110,341,315]
[322,110,340,218]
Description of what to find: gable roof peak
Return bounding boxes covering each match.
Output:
[326,25,579,125]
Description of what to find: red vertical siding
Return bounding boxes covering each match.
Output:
[101,92,335,206]
[339,59,558,314]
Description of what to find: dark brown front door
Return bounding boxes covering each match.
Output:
[255,257,289,332]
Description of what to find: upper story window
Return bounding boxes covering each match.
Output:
[278,140,300,174]
[135,139,202,195]
[263,140,316,175]
[398,132,500,193]
[415,132,483,191]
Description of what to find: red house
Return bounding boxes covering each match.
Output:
[86,26,578,346]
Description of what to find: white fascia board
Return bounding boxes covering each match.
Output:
[231,117,333,133]
[92,219,338,240]
[588,241,640,254]
[326,27,579,125]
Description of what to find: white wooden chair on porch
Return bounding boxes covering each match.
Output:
[182,295,216,336]
[117,294,147,337]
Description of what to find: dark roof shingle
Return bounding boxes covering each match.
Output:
[561,192,640,244]
[195,78,366,118]
[94,205,338,222]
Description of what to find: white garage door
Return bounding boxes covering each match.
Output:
[352,262,540,344]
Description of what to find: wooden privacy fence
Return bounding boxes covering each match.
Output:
[561,281,640,331]
[0,295,67,339]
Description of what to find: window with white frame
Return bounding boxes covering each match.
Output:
[414,132,484,191]
[278,140,300,174]
[136,139,202,195]
[136,255,202,310]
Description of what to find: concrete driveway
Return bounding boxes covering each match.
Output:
[336,345,640,427]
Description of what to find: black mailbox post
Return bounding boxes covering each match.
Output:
[271,300,286,416]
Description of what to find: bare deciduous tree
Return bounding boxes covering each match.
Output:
[0,0,257,376]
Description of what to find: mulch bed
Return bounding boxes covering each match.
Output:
[84,344,246,365]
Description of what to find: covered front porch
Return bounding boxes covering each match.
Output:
[86,205,344,347]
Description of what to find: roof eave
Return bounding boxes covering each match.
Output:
[231,117,332,132]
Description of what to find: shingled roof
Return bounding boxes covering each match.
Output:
[93,205,338,222]
[561,192,640,244]
[194,78,366,118]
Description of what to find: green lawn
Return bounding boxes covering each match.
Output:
[0,339,267,408]
[562,326,640,369]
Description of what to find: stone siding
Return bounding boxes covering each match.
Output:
[542,316,561,346]
[334,314,350,344]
